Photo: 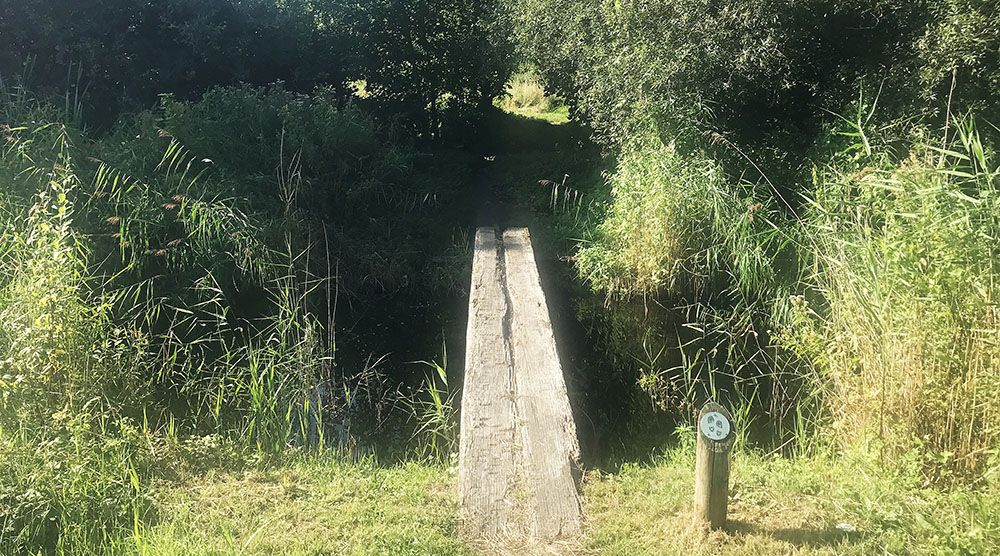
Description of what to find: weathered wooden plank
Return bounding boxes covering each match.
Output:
[502,227,583,539]
[458,228,523,537]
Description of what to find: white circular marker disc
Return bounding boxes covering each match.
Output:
[700,411,731,441]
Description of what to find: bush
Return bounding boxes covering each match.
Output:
[513,0,999,177]
[1,0,516,133]
[500,72,553,113]
[0,0,348,126]
[577,137,780,299]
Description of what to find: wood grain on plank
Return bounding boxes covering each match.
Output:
[502,227,583,539]
[459,227,582,543]
[458,228,523,537]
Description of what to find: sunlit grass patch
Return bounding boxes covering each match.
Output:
[584,448,1000,555]
[136,457,469,556]
[522,105,570,125]
[498,72,570,125]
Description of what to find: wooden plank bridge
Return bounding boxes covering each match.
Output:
[459,227,583,543]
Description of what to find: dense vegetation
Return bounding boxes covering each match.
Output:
[0,1,512,552]
[512,0,1000,481]
[1,0,513,132]
[1,0,998,553]
[0,82,476,552]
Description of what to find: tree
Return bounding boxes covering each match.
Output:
[339,0,515,136]
[0,0,351,126]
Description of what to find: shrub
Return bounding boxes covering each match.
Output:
[0,0,348,126]
[577,128,787,305]
[1,0,516,133]
[512,0,999,178]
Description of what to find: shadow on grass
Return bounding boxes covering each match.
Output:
[472,107,591,156]
[727,519,862,548]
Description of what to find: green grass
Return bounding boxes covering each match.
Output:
[114,445,998,556]
[134,457,469,556]
[497,72,571,125]
[513,104,570,125]
[585,447,1000,555]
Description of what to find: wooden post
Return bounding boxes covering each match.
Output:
[694,402,735,529]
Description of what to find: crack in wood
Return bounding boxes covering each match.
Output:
[459,227,582,545]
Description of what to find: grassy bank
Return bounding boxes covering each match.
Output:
[68,443,997,555]
[585,445,1000,555]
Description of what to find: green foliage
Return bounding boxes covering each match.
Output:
[782,118,1000,480]
[0,79,477,552]
[578,140,781,298]
[0,424,154,554]
[342,0,516,135]
[0,0,346,126]
[150,84,429,297]
[512,0,999,175]
[0,126,155,554]
[1,0,516,133]
[511,0,1000,482]
[916,0,1000,116]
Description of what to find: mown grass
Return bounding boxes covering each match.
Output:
[133,457,468,556]
[585,446,1000,555]
[119,444,998,556]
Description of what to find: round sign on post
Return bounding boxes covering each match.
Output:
[694,402,735,529]
[700,411,732,442]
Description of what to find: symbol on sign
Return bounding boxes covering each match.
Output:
[700,411,731,441]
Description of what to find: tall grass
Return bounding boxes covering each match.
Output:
[573,132,811,444]
[783,117,1000,480]
[577,131,786,301]
[0,123,153,553]
[0,86,364,553]
[572,108,999,482]
[500,72,553,113]
[0,77,477,552]
[407,343,458,463]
